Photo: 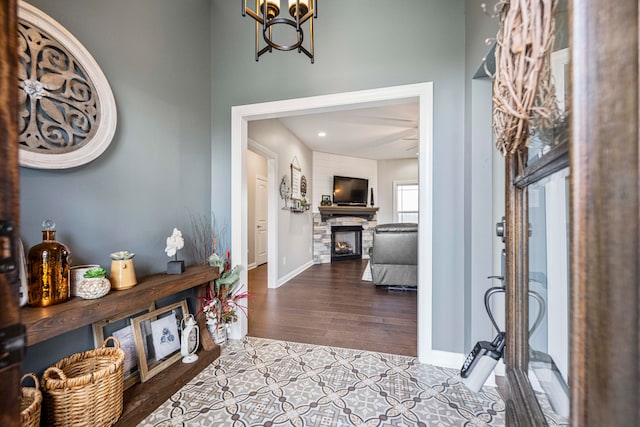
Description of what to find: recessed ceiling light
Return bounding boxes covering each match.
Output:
[317,131,326,137]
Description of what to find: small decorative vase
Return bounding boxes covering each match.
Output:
[207,318,227,345]
[70,264,100,296]
[110,259,137,290]
[27,220,71,307]
[167,260,185,275]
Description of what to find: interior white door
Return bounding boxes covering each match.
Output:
[255,175,268,265]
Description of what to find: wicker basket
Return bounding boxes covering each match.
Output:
[42,337,125,427]
[20,373,42,427]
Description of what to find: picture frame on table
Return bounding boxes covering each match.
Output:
[131,300,189,382]
[321,194,332,206]
[92,303,155,389]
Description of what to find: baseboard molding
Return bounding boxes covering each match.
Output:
[277,260,314,288]
[426,349,498,388]
[247,262,257,271]
[427,349,466,369]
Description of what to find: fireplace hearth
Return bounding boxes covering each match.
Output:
[313,214,376,264]
[331,225,363,262]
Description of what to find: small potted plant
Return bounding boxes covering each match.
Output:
[165,228,185,274]
[300,198,310,210]
[76,267,111,299]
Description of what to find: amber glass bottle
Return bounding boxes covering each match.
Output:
[28,220,71,306]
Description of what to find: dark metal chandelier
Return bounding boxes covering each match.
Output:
[242,0,317,63]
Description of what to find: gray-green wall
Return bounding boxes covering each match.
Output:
[19,0,504,375]
[211,0,467,353]
[464,0,500,351]
[21,0,212,374]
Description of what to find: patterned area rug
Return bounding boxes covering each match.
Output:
[139,337,505,426]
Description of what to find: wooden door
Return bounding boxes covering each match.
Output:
[570,0,639,424]
[501,0,640,425]
[0,0,23,426]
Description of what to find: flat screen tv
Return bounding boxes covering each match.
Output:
[333,175,369,206]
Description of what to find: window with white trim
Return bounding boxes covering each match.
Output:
[393,181,419,223]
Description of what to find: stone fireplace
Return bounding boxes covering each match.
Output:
[331,225,363,262]
[313,213,376,264]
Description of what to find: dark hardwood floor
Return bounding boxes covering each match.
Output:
[247,259,417,356]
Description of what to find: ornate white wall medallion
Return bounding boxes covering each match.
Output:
[17,2,117,169]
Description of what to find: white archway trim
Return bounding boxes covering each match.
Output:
[231,83,434,363]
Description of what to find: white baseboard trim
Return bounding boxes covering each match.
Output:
[426,349,499,388]
[247,262,257,271]
[427,350,466,369]
[277,260,314,288]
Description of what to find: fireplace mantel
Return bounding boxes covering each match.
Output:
[318,205,379,221]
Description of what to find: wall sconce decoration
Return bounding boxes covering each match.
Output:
[241,0,317,63]
[17,2,117,169]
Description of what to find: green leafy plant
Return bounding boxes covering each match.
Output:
[83,267,107,279]
[200,253,248,325]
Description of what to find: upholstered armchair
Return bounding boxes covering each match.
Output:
[368,223,418,288]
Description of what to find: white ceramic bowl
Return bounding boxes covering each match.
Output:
[70,264,100,296]
[76,277,111,299]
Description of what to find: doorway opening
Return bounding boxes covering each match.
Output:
[231,83,435,363]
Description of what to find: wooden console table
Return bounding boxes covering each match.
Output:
[21,265,221,427]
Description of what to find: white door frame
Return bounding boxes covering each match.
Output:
[248,140,278,290]
[231,83,434,363]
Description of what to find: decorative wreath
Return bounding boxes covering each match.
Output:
[492,0,559,155]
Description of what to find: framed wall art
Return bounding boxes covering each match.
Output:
[131,300,189,382]
[17,2,117,169]
[92,303,155,389]
[290,161,302,201]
